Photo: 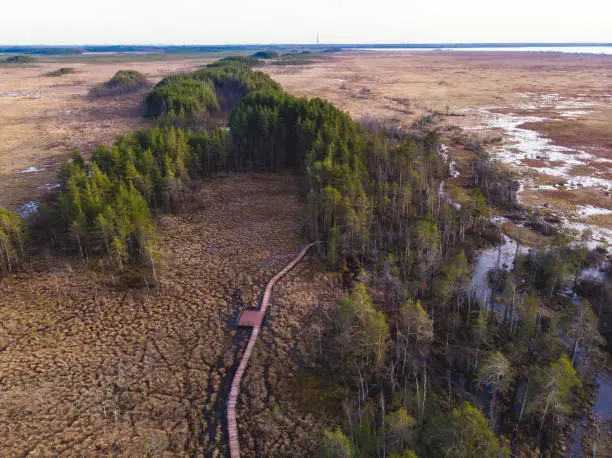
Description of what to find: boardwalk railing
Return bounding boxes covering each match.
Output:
[226,242,318,458]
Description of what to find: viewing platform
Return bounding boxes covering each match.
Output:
[236,309,265,328]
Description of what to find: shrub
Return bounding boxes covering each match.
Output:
[1,55,37,64]
[45,67,76,77]
[251,51,279,59]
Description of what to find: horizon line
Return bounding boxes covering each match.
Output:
[1,41,612,48]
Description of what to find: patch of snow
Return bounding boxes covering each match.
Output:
[440,144,460,178]
[468,94,612,252]
[556,100,595,109]
[479,109,611,192]
[559,110,592,119]
[535,185,558,191]
[515,182,525,204]
[580,268,606,282]
[564,220,612,249]
[576,206,612,218]
[37,183,61,191]
[17,201,39,218]
[514,93,597,120]
[18,166,43,174]
[566,176,611,190]
[0,90,42,98]
[490,215,511,226]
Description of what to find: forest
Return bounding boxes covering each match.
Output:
[3,57,609,457]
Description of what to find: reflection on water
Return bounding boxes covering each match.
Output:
[471,232,528,309]
[594,373,612,420]
[580,267,606,283]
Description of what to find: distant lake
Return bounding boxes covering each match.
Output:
[350,46,612,55]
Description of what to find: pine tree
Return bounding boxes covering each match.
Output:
[0,206,25,275]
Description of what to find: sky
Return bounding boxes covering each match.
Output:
[1,0,611,45]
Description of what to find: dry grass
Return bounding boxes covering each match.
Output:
[501,221,552,247]
[520,158,565,168]
[0,58,205,211]
[568,163,612,179]
[264,51,612,129]
[520,117,612,158]
[586,213,612,228]
[0,174,342,456]
[265,51,612,228]
[521,187,612,213]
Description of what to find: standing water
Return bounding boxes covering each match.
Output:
[473,227,611,456]
[471,231,528,313]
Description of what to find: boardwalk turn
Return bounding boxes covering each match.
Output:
[226,242,318,458]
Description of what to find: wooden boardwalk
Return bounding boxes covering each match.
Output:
[226,242,318,458]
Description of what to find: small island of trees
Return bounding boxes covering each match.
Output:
[88,70,149,97]
[251,50,279,59]
[0,55,37,64]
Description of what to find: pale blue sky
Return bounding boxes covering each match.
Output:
[1,0,611,45]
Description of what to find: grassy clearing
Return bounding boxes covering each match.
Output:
[529,187,611,212]
[501,221,552,247]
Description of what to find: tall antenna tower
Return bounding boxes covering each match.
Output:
[317,33,320,47]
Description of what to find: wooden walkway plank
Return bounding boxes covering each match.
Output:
[226,242,318,458]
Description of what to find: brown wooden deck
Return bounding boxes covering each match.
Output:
[226,242,318,458]
[236,310,265,328]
